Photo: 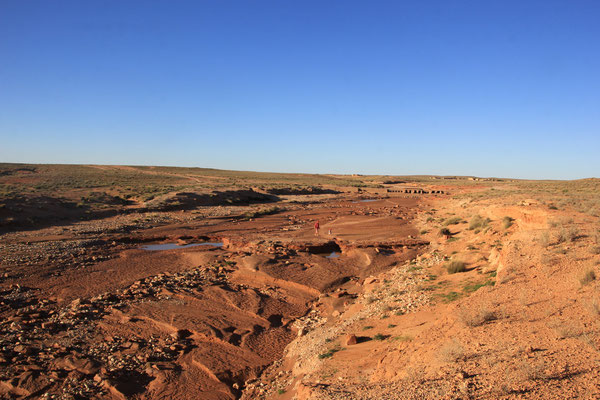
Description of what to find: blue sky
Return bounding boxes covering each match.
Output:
[1,1,598,179]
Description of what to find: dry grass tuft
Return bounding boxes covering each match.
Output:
[439,339,465,362]
[443,217,463,226]
[439,227,451,237]
[553,321,583,339]
[556,229,568,244]
[459,305,497,327]
[539,231,550,247]
[566,227,580,242]
[579,268,596,286]
[468,215,489,230]
[502,216,514,229]
[518,359,547,381]
[446,261,466,274]
[584,298,600,317]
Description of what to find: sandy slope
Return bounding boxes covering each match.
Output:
[248,195,600,399]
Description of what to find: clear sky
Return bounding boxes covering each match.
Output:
[1,1,598,179]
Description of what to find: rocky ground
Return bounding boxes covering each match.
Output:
[3,173,599,399]
[0,191,428,399]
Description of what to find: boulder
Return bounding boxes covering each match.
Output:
[56,355,100,375]
[345,334,358,345]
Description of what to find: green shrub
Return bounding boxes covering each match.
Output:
[243,206,282,220]
[318,346,343,359]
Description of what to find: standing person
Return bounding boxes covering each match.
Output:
[314,220,320,236]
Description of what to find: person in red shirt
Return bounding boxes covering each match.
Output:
[314,220,320,236]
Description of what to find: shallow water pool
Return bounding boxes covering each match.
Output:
[142,242,224,251]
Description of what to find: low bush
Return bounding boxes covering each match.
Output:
[446,261,466,274]
[566,227,579,242]
[439,227,451,237]
[459,306,496,327]
[439,339,465,362]
[469,215,490,230]
[539,231,550,247]
[443,217,463,226]
[502,216,514,229]
[580,268,596,286]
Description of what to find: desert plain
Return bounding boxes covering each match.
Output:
[1,163,600,399]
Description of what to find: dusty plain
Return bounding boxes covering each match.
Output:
[1,164,599,399]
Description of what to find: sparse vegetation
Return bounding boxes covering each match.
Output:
[318,346,343,359]
[463,280,494,293]
[437,291,461,302]
[392,335,413,342]
[243,206,283,220]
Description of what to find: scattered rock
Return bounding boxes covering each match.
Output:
[345,334,358,345]
[364,277,378,285]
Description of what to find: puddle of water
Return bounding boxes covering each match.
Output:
[142,242,223,251]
